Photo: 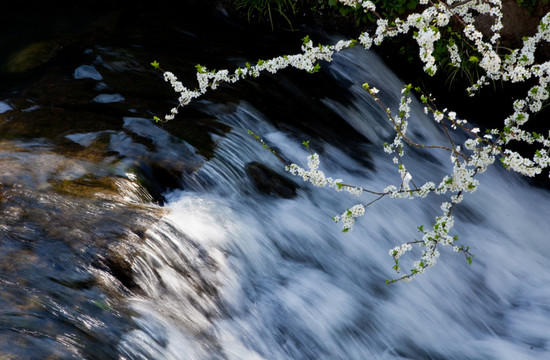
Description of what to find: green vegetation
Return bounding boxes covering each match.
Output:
[310,0,419,25]
[233,0,298,30]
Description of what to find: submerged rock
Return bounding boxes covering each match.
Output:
[245,161,297,198]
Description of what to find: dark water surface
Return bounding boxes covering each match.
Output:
[1,1,549,359]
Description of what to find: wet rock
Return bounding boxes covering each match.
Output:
[159,115,232,160]
[103,251,140,292]
[245,161,297,198]
[74,64,103,80]
[129,161,185,204]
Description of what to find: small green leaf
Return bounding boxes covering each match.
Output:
[151,60,160,69]
[308,63,321,73]
[153,116,161,122]
[467,257,472,265]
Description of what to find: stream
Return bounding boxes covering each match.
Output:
[0,1,549,359]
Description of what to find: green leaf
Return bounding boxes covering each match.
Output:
[195,64,205,73]
[308,63,321,73]
[466,257,472,265]
[153,116,161,122]
[302,35,310,45]
[150,60,160,69]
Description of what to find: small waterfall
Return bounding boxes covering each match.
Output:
[120,47,550,359]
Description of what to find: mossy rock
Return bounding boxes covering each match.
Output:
[50,174,154,204]
[5,40,60,73]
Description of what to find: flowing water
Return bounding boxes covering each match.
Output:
[1,2,549,359]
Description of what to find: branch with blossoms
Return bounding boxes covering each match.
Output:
[151,0,550,282]
[150,36,357,121]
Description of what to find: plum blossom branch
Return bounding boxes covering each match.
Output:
[153,37,356,121]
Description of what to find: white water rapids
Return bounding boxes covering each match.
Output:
[118,47,550,359]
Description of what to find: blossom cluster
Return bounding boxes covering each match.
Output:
[332,204,366,232]
[286,153,363,196]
